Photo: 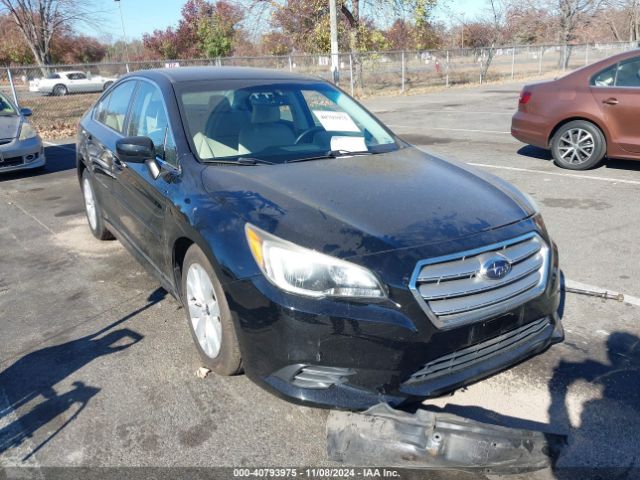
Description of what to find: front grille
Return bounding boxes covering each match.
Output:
[0,156,24,168]
[409,233,549,329]
[406,317,551,383]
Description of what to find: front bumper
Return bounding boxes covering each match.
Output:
[0,136,45,173]
[225,238,563,410]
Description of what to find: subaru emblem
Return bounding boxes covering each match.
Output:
[479,254,512,280]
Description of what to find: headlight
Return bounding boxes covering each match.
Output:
[19,122,38,141]
[245,223,386,299]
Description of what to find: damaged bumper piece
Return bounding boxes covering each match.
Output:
[327,403,566,474]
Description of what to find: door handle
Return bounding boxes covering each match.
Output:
[602,97,618,105]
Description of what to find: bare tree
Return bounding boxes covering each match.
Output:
[476,0,506,82]
[549,0,601,67]
[0,0,98,71]
[603,0,640,42]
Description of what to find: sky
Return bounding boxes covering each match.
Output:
[90,0,486,42]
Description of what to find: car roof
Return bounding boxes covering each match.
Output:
[125,66,321,84]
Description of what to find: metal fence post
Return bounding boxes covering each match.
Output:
[349,53,354,96]
[538,46,543,75]
[288,55,292,72]
[445,50,449,87]
[6,68,19,107]
[585,43,589,65]
[401,51,405,93]
[511,46,515,80]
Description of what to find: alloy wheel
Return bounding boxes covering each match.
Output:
[186,263,223,359]
[558,128,594,165]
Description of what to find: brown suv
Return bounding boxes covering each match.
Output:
[512,49,640,170]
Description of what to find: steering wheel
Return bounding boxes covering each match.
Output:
[294,126,325,145]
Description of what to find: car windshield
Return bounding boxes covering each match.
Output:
[177,80,399,163]
[0,93,16,116]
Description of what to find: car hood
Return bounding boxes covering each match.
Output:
[0,115,20,140]
[201,147,533,259]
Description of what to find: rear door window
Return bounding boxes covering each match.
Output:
[95,81,136,133]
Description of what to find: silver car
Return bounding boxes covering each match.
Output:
[0,92,45,173]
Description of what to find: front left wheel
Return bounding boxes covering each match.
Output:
[181,244,242,375]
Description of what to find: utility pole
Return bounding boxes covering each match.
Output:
[329,0,339,84]
[115,0,131,72]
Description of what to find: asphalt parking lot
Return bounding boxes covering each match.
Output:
[1,82,639,479]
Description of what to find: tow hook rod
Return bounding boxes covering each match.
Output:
[565,286,624,302]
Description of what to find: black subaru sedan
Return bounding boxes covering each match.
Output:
[76,67,563,410]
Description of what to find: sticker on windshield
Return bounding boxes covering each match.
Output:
[331,136,367,152]
[312,110,360,132]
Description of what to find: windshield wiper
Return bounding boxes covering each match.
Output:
[237,157,275,165]
[285,149,373,164]
[204,157,274,166]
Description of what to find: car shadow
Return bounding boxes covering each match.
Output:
[0,287,166,462]
[517,145,640,173]
[0,142,76,182]
[517,144,552,161]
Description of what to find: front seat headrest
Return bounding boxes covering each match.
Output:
[251,104,280,124]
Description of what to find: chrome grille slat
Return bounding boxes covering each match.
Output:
[409,233,550,329]
[429,272,541,315]
[416,236,542,283]
[418,254,544,300]
[406,317,550,383]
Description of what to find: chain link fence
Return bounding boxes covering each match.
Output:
[0,41,635,138]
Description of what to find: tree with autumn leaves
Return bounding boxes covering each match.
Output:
[261,0,440,55]
[142,0,245,59]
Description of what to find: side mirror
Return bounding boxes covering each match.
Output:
[116,136,155,163]
[116,136,161,179]
[20,108,32,117]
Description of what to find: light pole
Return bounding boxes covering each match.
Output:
[115,0,131,72]
[329,0,339,84]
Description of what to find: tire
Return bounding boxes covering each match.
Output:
[181,244,242,375]
[81,169,113,240]
[551,120,606,170]
[52,84,68,96]
[103,81,113,91]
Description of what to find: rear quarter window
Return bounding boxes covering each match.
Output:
[591,64,617,87]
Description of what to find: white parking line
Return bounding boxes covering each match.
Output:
[417,110,514,116]
[565,279,640,307]
[388,125,510,134]
[468,162,640,186]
